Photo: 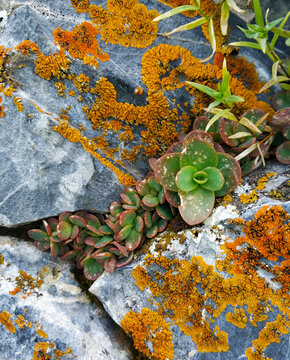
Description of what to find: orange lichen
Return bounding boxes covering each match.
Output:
[0,311,16,333]
[73,73,91,93]
[15,270,44,297]
[130,205,289,358]
[15,315,32,329]
[32,342,73,360]
[13,97,23,112]
[0,97,5,118]
[9,286,21,296]
[70,0,90,13]
[53,21,109,67]
[36,324,48,338]
[245,314,290,360]
[121,308,174,360]
[16,41,71,81]
[240,190,258,204]
[226,308,247,329]
[141,44,273,117]
[88,0,159,48]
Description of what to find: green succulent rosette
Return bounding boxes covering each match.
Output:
[151,130,241,225]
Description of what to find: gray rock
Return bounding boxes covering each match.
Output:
[0,236,133,360]
[90,163,289,360]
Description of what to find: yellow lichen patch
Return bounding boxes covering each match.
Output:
[53,21,109,68]
[226,308,247,329]
[240,173,276,204]
[15,314,32,330]
[269,190,284,200]
[70,0,90,13]
[131,206,289,357]
[216,194,232,207]
[13,97,23,112]
[0,253,3,264]
[88,0,159,48]
[121,308,174,360]
[0,311,16,333]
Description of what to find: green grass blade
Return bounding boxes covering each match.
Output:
[153,5,197,22]
[229,41,262,50]
[165,17,207,36]
[186,81,219,98]
[270,11,290,49]
[205,109,230,132]
[253,0,264,28]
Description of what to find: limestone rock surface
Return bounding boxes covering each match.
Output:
[90,162,289,360]
[0,236,133,360]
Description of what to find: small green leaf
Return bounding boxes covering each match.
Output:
[228,131,252,139]
[153,5,197,22]
[265,18,284,31]
[119,210,136,227]
[192,170,208,184]
[225,95,244,103]
[118,224,133,241]
[176,166,198,192]
[57,221,72,240]
[259,37,267,53]
[125,229,142,251]
[186,81,220,98]
[215,153,241,196]
[142,194,159,207]
[165,17,207,36]
[259,75,289,93]
[81,257,103,281]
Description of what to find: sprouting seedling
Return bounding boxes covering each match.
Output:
[186,58,244,111]
[229,0,290,82]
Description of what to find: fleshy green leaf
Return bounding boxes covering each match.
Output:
[154,153,181,192]
[119,210,136,227]
[175,166,198,192]
[276,141,290,164]
[215,153,241,197]
[28,229,49,242]
[125,229,142,251]
[81,257,103,281]
[180,138,218,170]
[202,167,224,191]
[178,187,215,225]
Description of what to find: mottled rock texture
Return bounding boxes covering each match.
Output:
[90,163,289,360]
[0,236,133,360]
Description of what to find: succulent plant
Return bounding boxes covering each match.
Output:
[28,209,136,281]
[150,130,241,225]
